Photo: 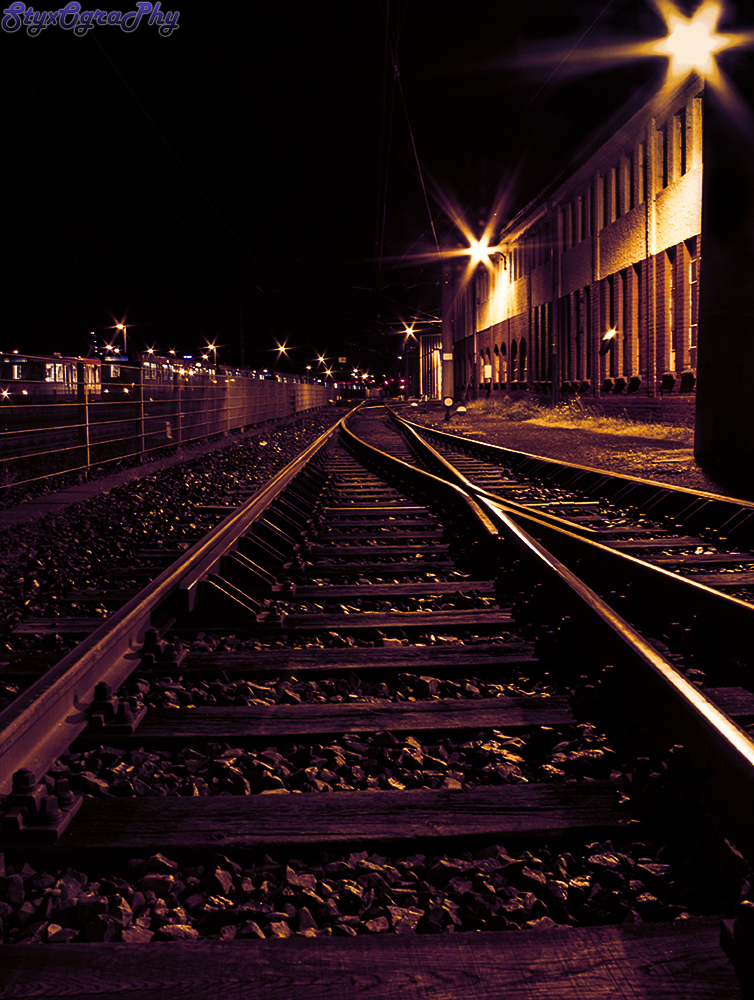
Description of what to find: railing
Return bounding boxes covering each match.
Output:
[0,372,330,490]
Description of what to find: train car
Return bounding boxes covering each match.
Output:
[0,351,101,403]
[1,347,342,407]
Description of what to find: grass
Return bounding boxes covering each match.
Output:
[460,396,694,443]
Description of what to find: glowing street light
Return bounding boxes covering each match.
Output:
[653,1,732,82]
[116,323,127,355]
[600,328,618,356]
[467,237,496,267]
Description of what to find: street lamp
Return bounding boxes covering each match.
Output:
[116,323,127,355]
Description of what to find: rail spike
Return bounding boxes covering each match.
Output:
[0,767,83,843]
[86,680,148,736]
[139,627,188,670]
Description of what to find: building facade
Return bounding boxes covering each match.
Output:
[441,74,704,406]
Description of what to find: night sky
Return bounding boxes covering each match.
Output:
[2,1,695,375]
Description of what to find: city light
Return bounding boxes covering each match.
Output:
[649,1,735,85]
[600,328,618,356]
[508,1,753,98]
[115,322,127,354]
[467,237,498,268]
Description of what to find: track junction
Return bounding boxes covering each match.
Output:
[2,402,754,998]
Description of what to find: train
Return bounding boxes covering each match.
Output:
[0,349,340,404]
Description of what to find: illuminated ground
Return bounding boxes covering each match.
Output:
[407,403,754,504]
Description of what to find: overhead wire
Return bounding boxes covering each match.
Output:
[383,0,620,275]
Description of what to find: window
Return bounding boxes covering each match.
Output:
[563,203,572,250]
[660,124,669,188]
[688,237,699,368]
[667,247,677,369]
[581,189,589,239]
[614,162,621,218]
[628,150,636,210]
[602,173,609,228]
[639,142,646,203]
[676,107,687,176]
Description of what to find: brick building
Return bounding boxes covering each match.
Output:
[440,73,704,414]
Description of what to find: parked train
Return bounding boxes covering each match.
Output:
[0,351,102,401]
[0,350,338,403]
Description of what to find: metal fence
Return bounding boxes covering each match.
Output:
[0,367,330,490]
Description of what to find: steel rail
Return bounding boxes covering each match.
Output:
[0,418,345,797]
[392,408,754,546]
[478,494,754,862]
[344,411,754,862]
[391,411,754,663]
[388,409,602,539]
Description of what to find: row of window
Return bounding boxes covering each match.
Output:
[491,97,697,277]
[462,237,699,390]
[560,100,696,252]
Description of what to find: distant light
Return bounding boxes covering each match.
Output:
[468,238,493,267]
[656,1,730,78]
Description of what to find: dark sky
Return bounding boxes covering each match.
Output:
[2,0,685,374]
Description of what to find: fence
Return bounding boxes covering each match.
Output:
[0,366,330,490]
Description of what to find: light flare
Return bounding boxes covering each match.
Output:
[650,0,736,85]
[509,1,753,94]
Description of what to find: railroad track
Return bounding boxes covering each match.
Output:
[2,403,754,997]
[393,406,754,595]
